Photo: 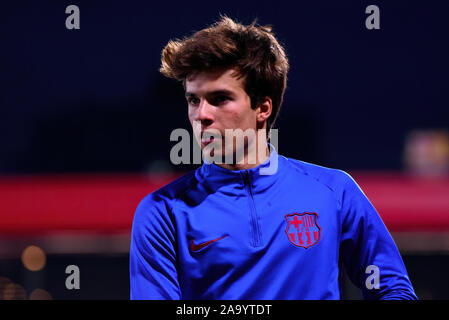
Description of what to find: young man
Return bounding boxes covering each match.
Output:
[129,16,417,300]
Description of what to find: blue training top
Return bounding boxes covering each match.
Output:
[129,147,417,300]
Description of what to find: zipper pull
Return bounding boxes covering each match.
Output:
[243,170,254,196]
[243,170,249,185]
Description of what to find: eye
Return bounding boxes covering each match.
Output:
[211,95,229,105]
[187,97,200,106]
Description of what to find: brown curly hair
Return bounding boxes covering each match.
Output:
[160,15,289,131]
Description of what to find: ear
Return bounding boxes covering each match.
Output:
[256,97,272,124]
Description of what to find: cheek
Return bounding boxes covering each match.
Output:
[234,109,257,129]
[228,110,243,124]
[222,103,253,128]
[188,108,198,127]
[188,107,195,120]
[218,112,242,131]
[189,112,201,132]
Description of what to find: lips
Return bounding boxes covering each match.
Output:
[201,130,220,146]
[201,136,215,145]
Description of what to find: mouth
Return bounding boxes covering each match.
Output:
[201,136,215,146]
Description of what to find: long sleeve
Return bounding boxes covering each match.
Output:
[339,173,418,300]
[129,194,181,300]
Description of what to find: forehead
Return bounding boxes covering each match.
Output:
[185,68,246,95]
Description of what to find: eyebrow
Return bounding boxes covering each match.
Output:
[185,90,235,98]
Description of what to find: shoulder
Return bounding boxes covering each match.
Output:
[134,170,197,221]
[281,156,367,213]
[281,156,355,194]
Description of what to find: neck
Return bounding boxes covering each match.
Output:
[215,143,270,171]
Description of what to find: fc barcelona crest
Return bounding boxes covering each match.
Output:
[285,212,321,249]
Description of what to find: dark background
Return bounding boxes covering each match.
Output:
[0,0,448,300]
[1,0,447,174]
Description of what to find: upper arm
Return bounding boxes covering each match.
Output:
[338,172,417,300]
[129,194,181,300]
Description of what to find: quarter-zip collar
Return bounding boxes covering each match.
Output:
[195,144,282,194]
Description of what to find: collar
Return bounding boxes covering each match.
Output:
[195,144,282,193]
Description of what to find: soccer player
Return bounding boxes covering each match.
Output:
[129,16,417,300]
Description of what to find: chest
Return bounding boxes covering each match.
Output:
[175,184,341,261]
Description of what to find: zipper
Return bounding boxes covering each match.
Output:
[242,170,262,247]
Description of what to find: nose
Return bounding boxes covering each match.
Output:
[196,98,214,125]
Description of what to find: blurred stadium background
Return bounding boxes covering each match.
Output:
[0,0,448,299]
